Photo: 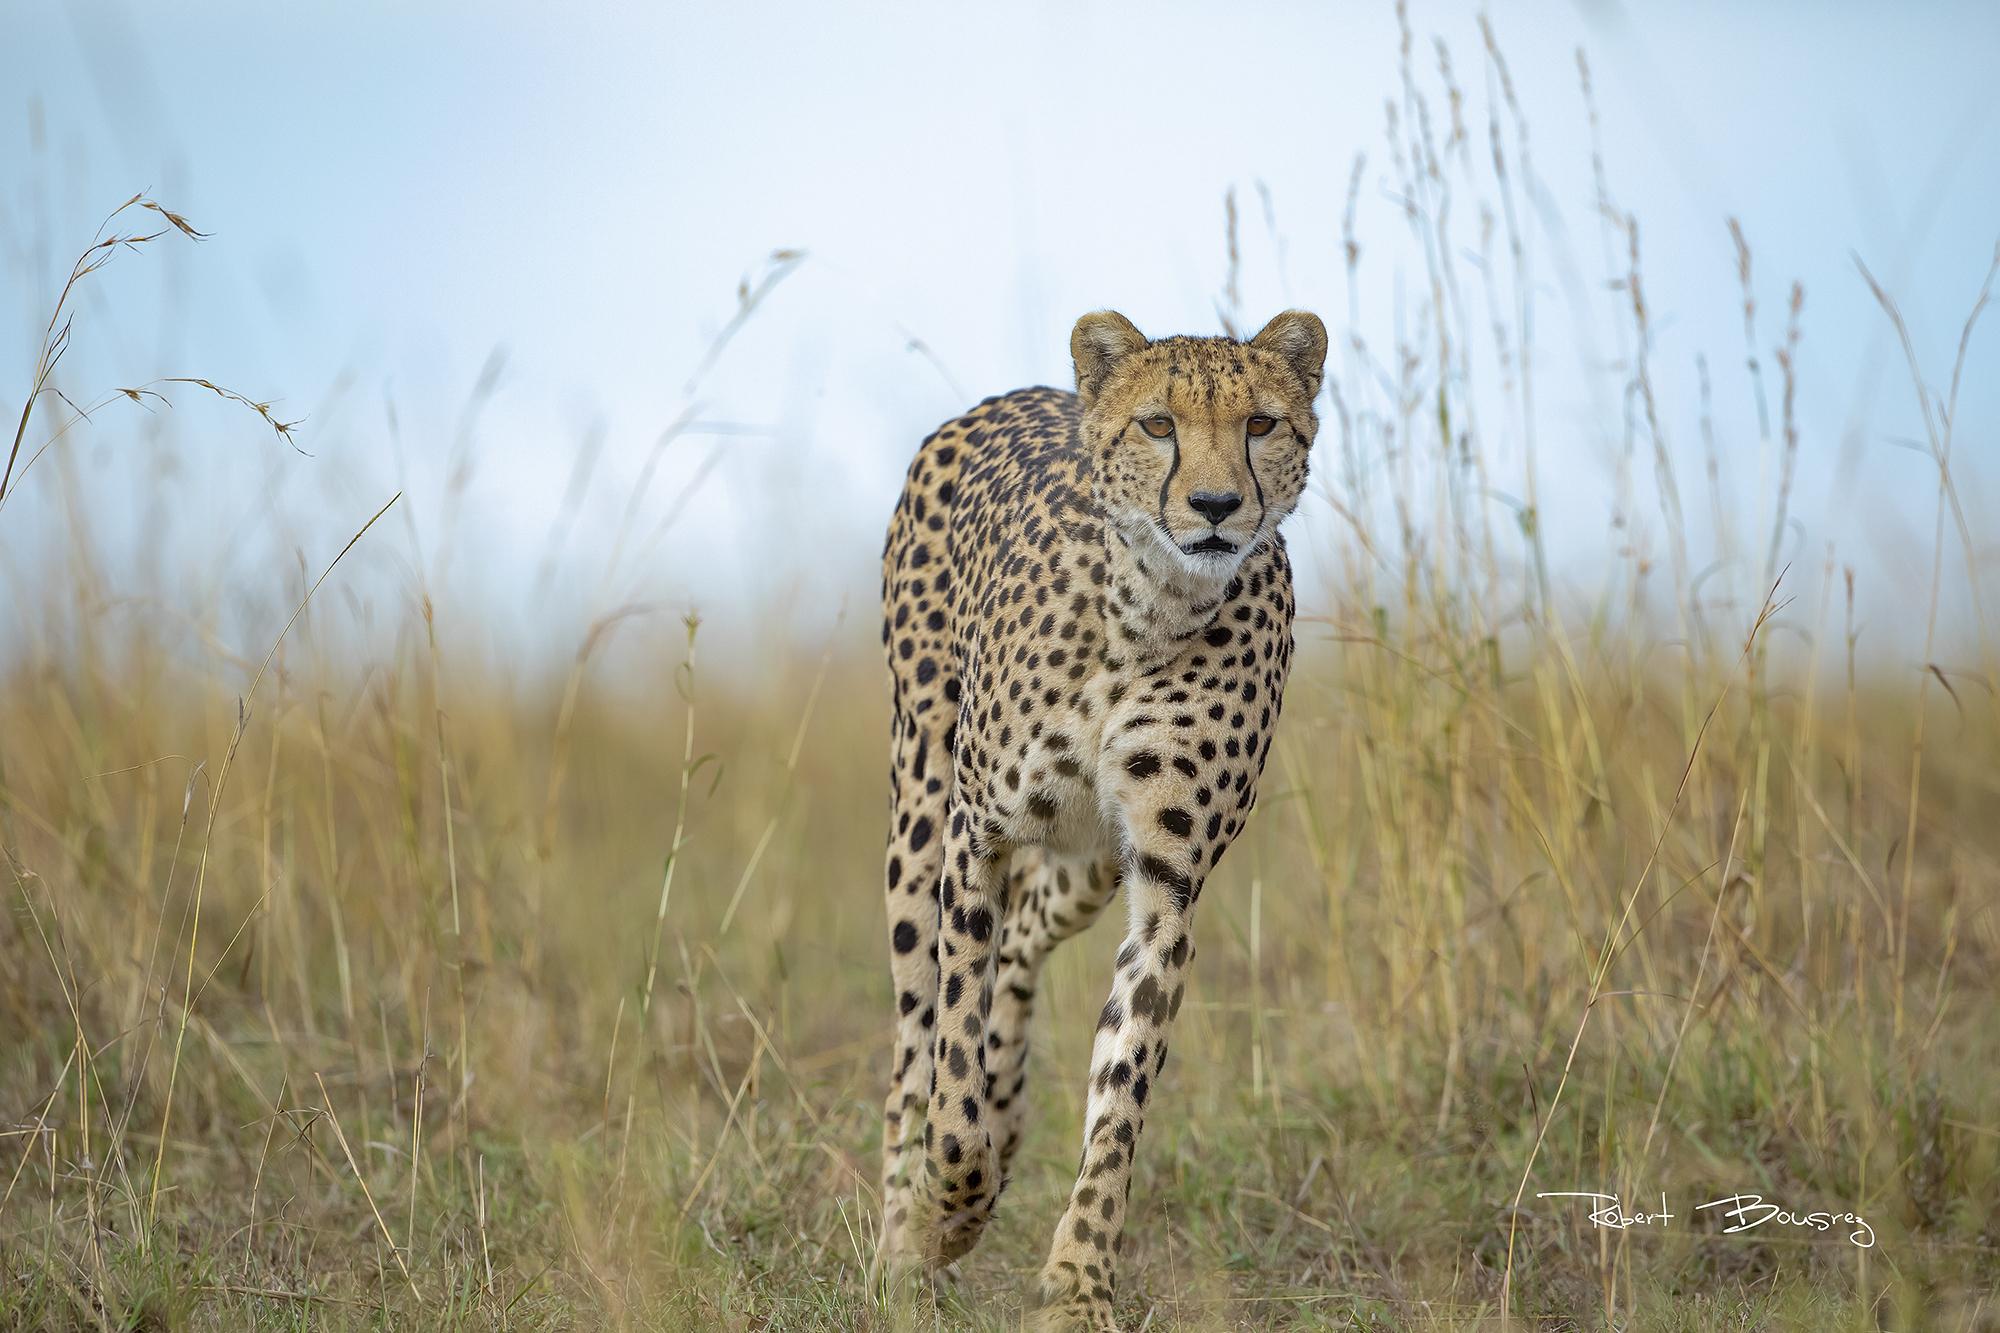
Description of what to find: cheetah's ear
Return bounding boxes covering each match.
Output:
[1251,309,1328,400]
[1071,311,1149,404]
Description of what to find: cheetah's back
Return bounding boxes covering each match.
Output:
[881,386,1091,712]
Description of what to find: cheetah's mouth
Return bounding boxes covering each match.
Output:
[1184,534,1239,555]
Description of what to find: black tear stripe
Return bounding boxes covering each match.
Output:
[1241,423,1267,536]
[1154,427,1181,543]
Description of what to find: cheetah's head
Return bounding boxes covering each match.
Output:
[1072,309,1326,580]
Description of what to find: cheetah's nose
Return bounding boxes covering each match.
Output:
[1187,490,1243,525]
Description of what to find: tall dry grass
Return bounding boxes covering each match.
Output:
[3,15,1998,1331]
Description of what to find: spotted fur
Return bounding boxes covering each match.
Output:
[876,309,1326,1329]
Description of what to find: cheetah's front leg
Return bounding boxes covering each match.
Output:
[1034,854,1198,1331]
[1036,736,1238,1331]
[916,804,1009,1267]
[988,851,1121,1179]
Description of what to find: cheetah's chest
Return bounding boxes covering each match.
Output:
[986,671,1119,857]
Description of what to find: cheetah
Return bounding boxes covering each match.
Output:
[876,308,1327,1329]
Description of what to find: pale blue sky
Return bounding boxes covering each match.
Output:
[4,1,1998,670]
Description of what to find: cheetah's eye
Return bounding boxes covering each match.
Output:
[1138,416,1175,439]
[1246,415,1277,437]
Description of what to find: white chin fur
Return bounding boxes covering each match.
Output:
[1152,521,1253,582]
[1170,544,1248,581]
[1117,510,1254,584]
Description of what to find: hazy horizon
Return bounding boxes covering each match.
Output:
[6,0,1999,677]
